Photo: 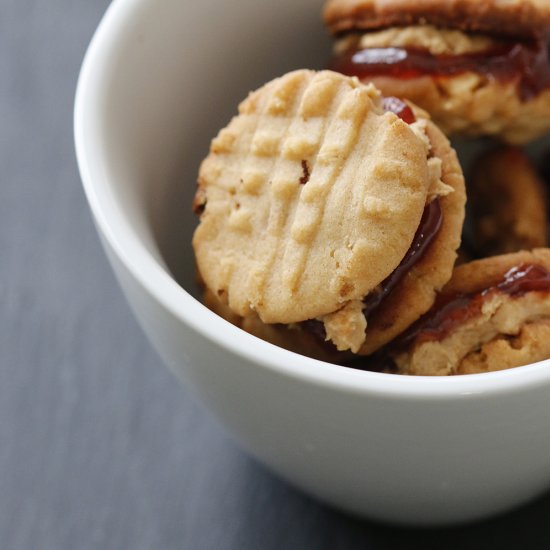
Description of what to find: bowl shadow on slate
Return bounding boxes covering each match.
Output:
[207,451,550,549]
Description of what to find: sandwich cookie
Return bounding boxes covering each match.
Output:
[325,0,550,143]
[389,249,550,375]
[193,70,465,354]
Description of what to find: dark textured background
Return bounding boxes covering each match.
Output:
[3,1,550,548]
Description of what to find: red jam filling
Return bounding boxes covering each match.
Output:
[362,197,442,319]
[302,197,443,341]
[395,263,550,349]
[382,96,416,124]
[301,103,439,342]
[329,40,550,101]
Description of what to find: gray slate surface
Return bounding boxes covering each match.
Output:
[3,1,550,548]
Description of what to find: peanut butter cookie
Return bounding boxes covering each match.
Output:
[193,70,464,353]
[391,249,550,375]
[325,1,550,143]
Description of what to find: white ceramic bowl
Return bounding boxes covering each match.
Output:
[75,0,550,526]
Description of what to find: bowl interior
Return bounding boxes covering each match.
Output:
[76,0,550,389]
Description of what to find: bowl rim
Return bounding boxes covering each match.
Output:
[74,0,550,399]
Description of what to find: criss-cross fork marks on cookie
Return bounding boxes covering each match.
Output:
[194,70,432,328]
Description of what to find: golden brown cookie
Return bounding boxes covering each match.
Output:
[390,249,550,375]
[359,117,465,354]
[324,0,550,38]
[203,288,350,364]
[325,2,550,143]
[468,147,548,257]
[193,70,464,354]
[457,320,550,375]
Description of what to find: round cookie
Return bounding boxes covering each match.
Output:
[325,2,550,143]
[193,70,464,354]
[468,147,548,257]
[391,249,550,375]
[194,70,429,326]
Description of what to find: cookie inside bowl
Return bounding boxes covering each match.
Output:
[192,70,466,361]
[79,0,550,378]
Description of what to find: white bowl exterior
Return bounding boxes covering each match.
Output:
[75,0,550,525]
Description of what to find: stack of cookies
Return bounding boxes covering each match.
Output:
[192,0,550,376]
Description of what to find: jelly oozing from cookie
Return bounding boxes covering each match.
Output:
[381,96,416,123]
[396,263,550,349]
[362,197,442,320]
[302,177,456,355]
[387,250,550,375]
[324,0,550,142]
[330,40,550,102]
[304,195,443,351]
